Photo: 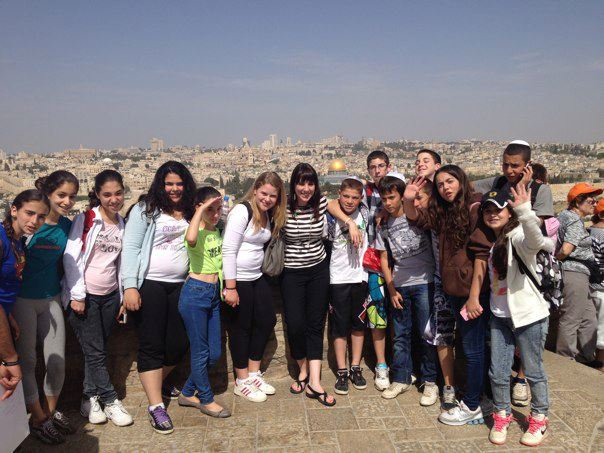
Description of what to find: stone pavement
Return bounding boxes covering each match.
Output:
[15,306,604,452]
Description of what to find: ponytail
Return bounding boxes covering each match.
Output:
[88,169,124,209]
[35,170,80,196]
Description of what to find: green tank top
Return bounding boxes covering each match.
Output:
[185,228,222,276]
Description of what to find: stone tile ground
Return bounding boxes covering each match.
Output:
[15,308,604,452]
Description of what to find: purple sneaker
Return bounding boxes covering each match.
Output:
[148,406,174,434]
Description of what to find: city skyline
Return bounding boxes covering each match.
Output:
[1,1,603,154]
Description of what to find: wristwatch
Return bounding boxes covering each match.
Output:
[1,358,19,366]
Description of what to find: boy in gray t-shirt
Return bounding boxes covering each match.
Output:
[375,175,438,401]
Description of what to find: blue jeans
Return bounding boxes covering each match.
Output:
[68,291,120,404]
[391,283,438,385]
[450,293,490,411]
[178,278,222,405]
[489,316,549,415]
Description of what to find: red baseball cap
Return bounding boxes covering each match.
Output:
[567,182,603,203]
[595,198,604,216]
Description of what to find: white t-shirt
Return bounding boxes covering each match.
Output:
[146,213,189,283]
[488,248,511,318]
[85,222,123,295]
[222,204,272,281]
[329,210,368,284]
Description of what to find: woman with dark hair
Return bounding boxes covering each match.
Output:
[63,170,132,427]
[121,161,196,434]
[13,171,79,443]
[556,183,602,362]
[281,163,335,406]
[479,185,551,447]
[1,190,49,315]
[403,165,494,425]
[1,190,49,400]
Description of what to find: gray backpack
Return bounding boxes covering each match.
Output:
[242,202,285,277]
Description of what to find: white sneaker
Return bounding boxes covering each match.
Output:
[381,381,412,399]
[489,410,513,445]
[520,413,549,447]
[249,371,276,395]
[420,382,439,406]
[374,366,390,391]
[234,379,267,402]
[88,396,107,424]
[512,379,530,406]
[104,399,133,427]
[438,400,484,426]
[80,397,91,418]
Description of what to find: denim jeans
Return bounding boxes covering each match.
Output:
[178,278,222,405]
[489,316,549,415]
[449,292,491,411]
[68,291,120,404]
[391,283,438,385]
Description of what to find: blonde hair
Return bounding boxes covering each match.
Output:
[242,171,286,237]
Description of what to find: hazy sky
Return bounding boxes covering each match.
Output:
[1,1,603,153]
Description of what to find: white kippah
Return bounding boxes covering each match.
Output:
[386,171,406,183]
[508,139,530,147]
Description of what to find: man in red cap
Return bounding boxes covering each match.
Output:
[556,183,603,363]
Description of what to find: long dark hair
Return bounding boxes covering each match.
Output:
[428,165,475,251]
[144,161,196,221]
[35,170,80,196]
[88,170,124,208]
[288,163,321,219]
[490,206,519,280]
[2,189,50,241]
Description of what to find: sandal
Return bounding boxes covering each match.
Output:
[305,385,336,407]
[290,376,309,395]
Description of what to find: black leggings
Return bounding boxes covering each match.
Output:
[227,275,277,370]
[280,259,330,361]
[131,279,189,373]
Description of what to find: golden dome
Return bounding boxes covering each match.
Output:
[328,159,347,172]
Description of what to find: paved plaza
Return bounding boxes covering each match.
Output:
[16,307,604,453]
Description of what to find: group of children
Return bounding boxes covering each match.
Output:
[2,142,602,448]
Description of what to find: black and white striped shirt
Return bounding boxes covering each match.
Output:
[283,196,328,269]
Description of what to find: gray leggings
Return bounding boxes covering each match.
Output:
[13,296,66,406]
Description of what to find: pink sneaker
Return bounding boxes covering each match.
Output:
[520,413,548,447]
[489,410,513,445]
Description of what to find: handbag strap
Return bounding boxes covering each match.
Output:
[511,246,543,291]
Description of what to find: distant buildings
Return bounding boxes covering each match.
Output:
[320,158,351,185]
[150,138,165,152]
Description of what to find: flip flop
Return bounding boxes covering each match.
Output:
[289,376,309,395]
[305,384,336,407]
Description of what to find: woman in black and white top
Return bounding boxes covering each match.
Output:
[281,163,335,406]
[222,171,287,403]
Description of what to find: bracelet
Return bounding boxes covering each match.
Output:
[225,287,237,291]
[1,359,19,366]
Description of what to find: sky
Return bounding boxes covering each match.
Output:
[1,0,603,154]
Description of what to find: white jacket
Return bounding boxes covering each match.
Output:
[61,207,125,308]
[503,202,554,328]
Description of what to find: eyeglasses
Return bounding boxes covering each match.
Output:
[586,198,597,205]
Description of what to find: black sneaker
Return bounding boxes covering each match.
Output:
[148,405,174,435]
[161,382,181,400]
[30,419,65,445]
[51,410,76,435]
[349,365,367,390]
[334,369,349,395]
